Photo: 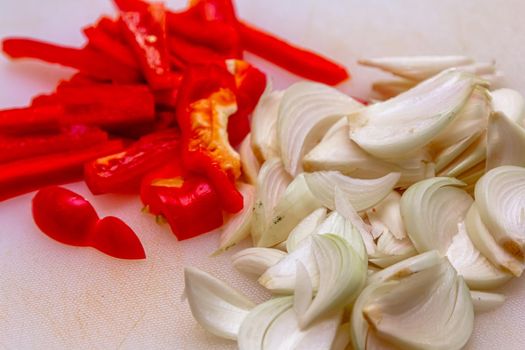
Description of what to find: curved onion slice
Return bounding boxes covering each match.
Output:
[251,159,292,246]
[251,90,283,162]
[437,131,486,177]
[286,208,327,253]
[184,267,255,340]
[401,177,473,253]
[366,191,406,239]
[304,171,400,211]
[277,82,363,176]
[299,234,366,328]
[349,70,486,159]
[216,183,256,253]
[446,221,511,289]
[470,290,506,313]
[465,203,523,276]
[360,260,474,350]
[304,121,432,188]
[475,165,525,260]
[239,134,260,185]
[257,174,323,248]
[433,131,481,173]
[372,78,417,100]
[331,322,352,350]
[369,229,417,268]
[486,111,525,170]
[358,56,474,81]
[232,248,287,276]
[491,88,525,126]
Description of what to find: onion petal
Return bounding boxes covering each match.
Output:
[366,191,406,239]
[491,88,525,126]
[232,248,287,276]
[486,111,525,170]
[239,134,260,185]
[251,90,283,162]
[286,207,327,253]
[470,290,505,313]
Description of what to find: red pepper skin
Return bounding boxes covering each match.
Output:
[140,163,224,240]
[0,105,63,134]
[226,60,267,146]
[0,140,124,201]
[33,187,145,259]
[91,216,146,259]
[84,129,180,195]
[0,125,109,164]
[32,186,99,246]
[83,26,139,68]
[2,38,142,83]
[238,22,350,85]
[118,3,178,90]
[167,36,231,65]
[176,64,243,213]
[188,0,237,23]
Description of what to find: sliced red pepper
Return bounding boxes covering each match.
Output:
[0,125,108,164]
[167,36,230,65]
[2,38,142,83]
[117,2,178,90]
[237,22,350,85]
[0,140,123,201]
[188,0,237,23]
[0,105,63,134]
[83,26,139,68]
[226,59,267,146]
[32,186,145,259]
[84,129,180,195]
[140,162,224,240]
[176,64,243,213]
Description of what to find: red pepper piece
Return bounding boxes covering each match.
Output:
[2,38,142,83]
[226,60,267,146]
[91,216,146,259]
[0,140,123,201]
[84,129,180,195]
[31,94,59,107]
[83,26,139,68]
[237,22,350,85]
[0,125,108,164]
[176,64,243,213]
[117,3,178,90]
[0,105,63,134]
[188,0,237,23]
[32,186,145,259]
[32,186,99,246]
[140,163,224,240]
[167,36,230,65]
[95,17,125,39]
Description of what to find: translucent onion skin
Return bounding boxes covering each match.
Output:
[486,112,525,171]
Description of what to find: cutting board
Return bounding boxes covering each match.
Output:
[1,0,525,349]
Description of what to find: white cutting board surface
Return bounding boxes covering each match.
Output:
[1,0,525,349]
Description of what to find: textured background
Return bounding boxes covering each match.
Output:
[1,0,524,349]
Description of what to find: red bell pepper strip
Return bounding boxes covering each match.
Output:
[176,64,243,213]
[0,125,108,164]
[2,38,142,83]
[188,0,237,23]
[237,22,350,85]
[140,162,224,240]
[95,17,125,39]
[167,36,231,65]
[117,3,178,90]
[84,129,180,195]
[226,59,267,146]
[0,140,123,201]
[32,186,145,259]
[83,26,139,68]
[0,105,63,134]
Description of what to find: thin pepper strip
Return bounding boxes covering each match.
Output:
[176,64,243,213]
[237,21,350,85]
[0,140,123,201]
[167,36,231,65]
[83,26,139,68]
[2,38,142,83]
[0,105,63,134]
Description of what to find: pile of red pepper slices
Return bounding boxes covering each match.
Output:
[0,0,350,254]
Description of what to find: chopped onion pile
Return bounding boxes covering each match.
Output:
[184,55,525,349]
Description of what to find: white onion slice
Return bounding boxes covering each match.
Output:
[293,261,313,320]
[369,229,417,268]
[401,177,473,254]
[278,82,363,176]
[286,207,327,253]
[184,267,255,340]
[470,290,506,313]
[433,131,481,173]
[491,88,525,126]
[251,159,292,246]
[486,111,525,170]
[231,248,287,276]
[251,90,283,162]
[304,171,400,211]
[475,165,525,261]
[358,55,473,81]
[216,183,256,253]
[331,322,351,350]
[465,203,523,277]
[366,191,406,239]
[239,134,260,185]
[349,70,486,159]
[438,131,486,177]
[372,78,417,100]
[446,221,511,289]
